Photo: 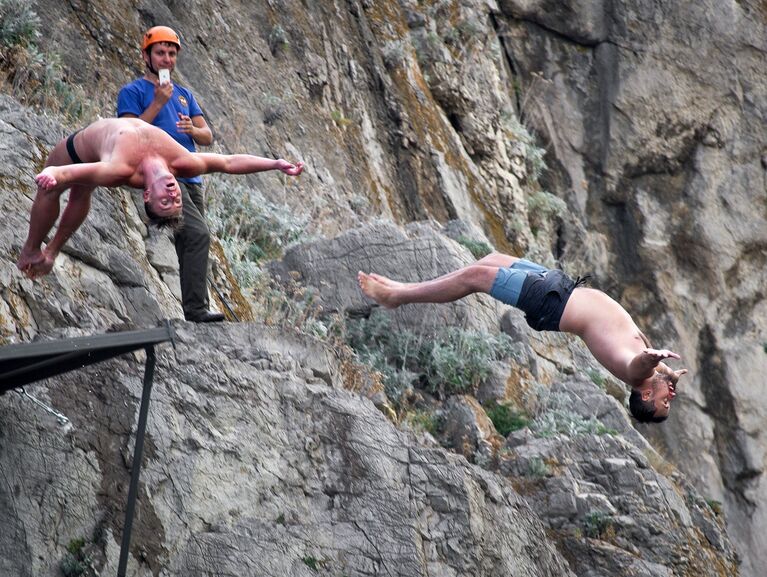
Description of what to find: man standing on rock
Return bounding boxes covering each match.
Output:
[117,26,220,322]
[16,117,303,282]
[358,252,687,423]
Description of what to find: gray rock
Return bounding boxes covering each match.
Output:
[441,395,497,463]
[500,431,737,576]
[0,323,575,577]
[1,0,761,572]
[271,221,503,334]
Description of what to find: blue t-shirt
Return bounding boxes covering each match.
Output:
[117,78,204,184]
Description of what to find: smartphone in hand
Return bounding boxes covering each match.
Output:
[159,69,170,85]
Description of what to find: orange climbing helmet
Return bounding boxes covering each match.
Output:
[142,26,181,52]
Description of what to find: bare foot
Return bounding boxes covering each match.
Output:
[17,246,45,275]
[34,167,58,191]
[25,251,56,279]
[17,247,55,279]
[358,271,400,309]
[369,273,404,288]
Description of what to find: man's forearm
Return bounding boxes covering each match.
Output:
[139,101,164,125]
[626,349,681,385]
[225,155,279,174]
[191,125,213,146]
[51,162,130,188]
[190,153,300,178]
[626,352,658,383]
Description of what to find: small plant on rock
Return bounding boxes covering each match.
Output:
[527,190,566,236]
[706,498,723,516]
[330,109,353,127]
[527,456,550,478]
[268,24,289,55]
[584,510,615,540]
[404,409,442,436]
[587,369,606,389]
[302,555,322,571]
[0,4,96,121]
[455,236,493,259]
[484,400,528,437]
[531,392,617,438]
[382,39,407,70]
[207,176,309,289]
[345,311,515,402]
[0,0,40,47]
[60,537,95,577]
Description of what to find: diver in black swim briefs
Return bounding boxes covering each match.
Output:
[65,130,84,164]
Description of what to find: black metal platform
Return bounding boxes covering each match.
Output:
[0,321,175,577]
[0,324,174,393]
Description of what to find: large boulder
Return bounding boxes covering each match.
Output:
[271,221,504,334]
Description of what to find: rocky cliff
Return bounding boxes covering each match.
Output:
[0,0,764,575]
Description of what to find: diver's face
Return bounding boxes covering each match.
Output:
[143,174,182,217]
[649,375,676,419]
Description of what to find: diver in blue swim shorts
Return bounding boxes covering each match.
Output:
[358,252,687,423]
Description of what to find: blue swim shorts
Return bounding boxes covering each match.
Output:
[490,259,584,332]
[488,259,549,307]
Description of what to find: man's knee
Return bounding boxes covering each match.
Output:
[463,264,498,292]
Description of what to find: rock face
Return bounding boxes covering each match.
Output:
[0,0,764,574]
[273,222,739,577]
[502,378,737,577]
[494,3,767,575]
[0,321,575,577]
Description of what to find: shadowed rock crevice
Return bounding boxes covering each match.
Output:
[698,325,760,515]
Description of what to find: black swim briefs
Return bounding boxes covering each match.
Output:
[66,130,83,164]
[516,270,586,331]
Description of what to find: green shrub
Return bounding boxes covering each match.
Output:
[330,109,352,127]
[344,311,417,399]
[0,6,102,122]
[60,537,93,577]
[413,31,443,68]
[0,0,40,47]
[584,510,614,539]
[455,236,493,259]
[207,176,309,288]
[587,369,606,389]
[60,556,88,577]
[706,498,723,516]
[504,114,547,182]
[345,311,514,401]
[382,39,406,70]
[262,94,284,125]
[484,401,528,436]
[421,327,514,396]
[404,410,441,436]
[527,190,566,223]
[532,407,616,438]
[353,345,418,399]
[66,538,85,556]
[268,24,289,55]
[302,556,321,571]
[527,456,550,478]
